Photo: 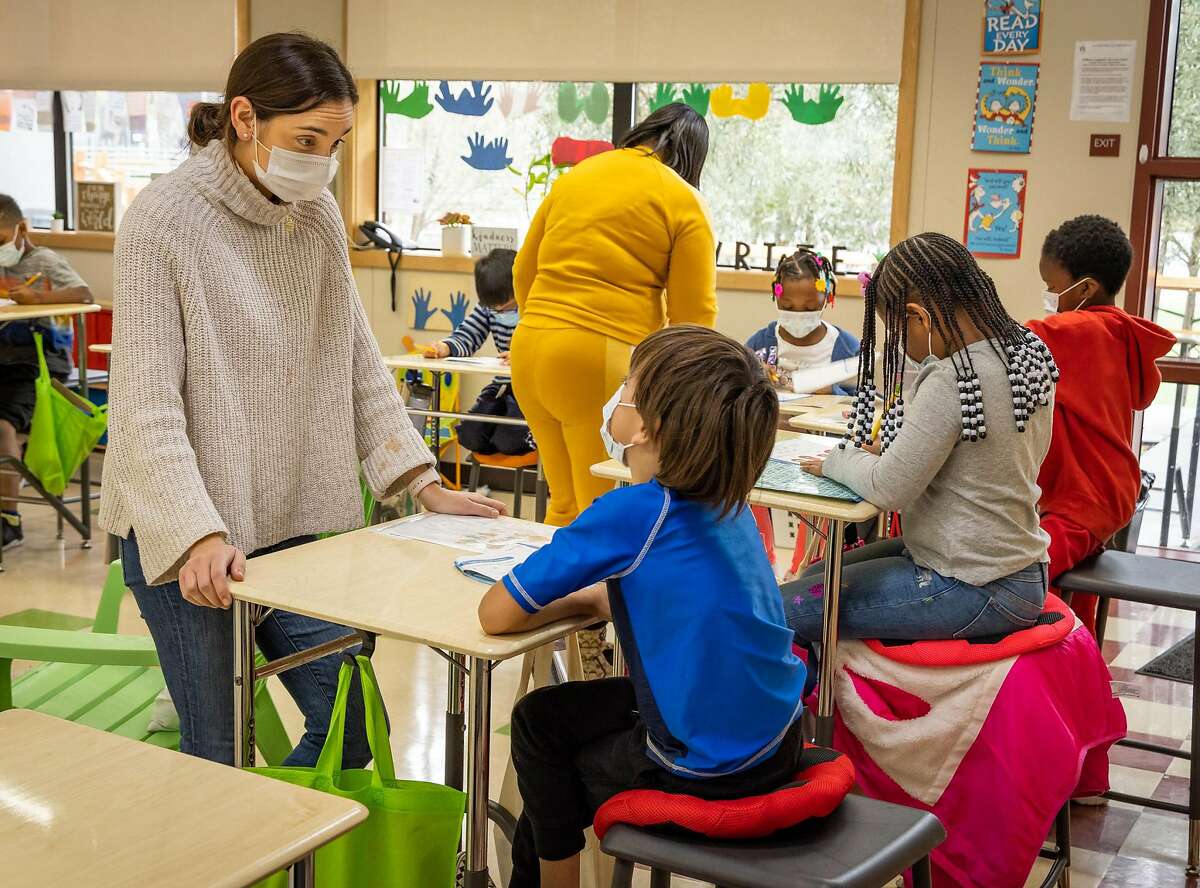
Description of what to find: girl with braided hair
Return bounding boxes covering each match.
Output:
[783,232,1058,643]
[745,248,860,397]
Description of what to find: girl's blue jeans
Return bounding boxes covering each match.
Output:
[783,538,1048,643]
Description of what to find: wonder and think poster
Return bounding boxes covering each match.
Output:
[972,63,1039,153]
[964,169,1027,258]
[983,0,1042,55]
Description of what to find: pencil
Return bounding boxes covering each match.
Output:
[23,272,42,286]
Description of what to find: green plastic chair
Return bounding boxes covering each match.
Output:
[0,560,293,763]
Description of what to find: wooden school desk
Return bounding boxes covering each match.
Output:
[0,303,101,572]
[384,353,545,520]
[777,393,852,419]
[590,432,880,747]
[88,342,112,355]
[0,709,365,888]
[230,524,594,888]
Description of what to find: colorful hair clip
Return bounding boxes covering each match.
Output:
[858,271,873,289]
[772,282,783,298]
[815,278,827,294]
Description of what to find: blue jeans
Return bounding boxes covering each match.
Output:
[121,532,374,767]
[783,538,1047,643]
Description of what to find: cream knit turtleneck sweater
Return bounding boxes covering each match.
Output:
[99,140,432,585]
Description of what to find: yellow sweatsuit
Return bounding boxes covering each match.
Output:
[511,147,717,525]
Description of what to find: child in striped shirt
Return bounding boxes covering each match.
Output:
[422,248,534,455]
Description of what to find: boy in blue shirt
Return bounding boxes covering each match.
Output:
[421,248,533,455]
[478,325,807,888]
[746,248,860,396]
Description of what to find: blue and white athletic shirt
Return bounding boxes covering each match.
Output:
[444,304,515,383]
[503,480,806,778]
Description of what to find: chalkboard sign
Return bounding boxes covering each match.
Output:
[471,226,519,257]
[75,181,118,232]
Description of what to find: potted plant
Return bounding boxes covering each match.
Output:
[438,212,473,257]
[50,211,65,233]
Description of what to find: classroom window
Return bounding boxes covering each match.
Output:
[0,90,57,227]
[377,80,614,248]
[1168,0,1200,156]
[1139,381,1200,553]
[68,90,220,226]
[633,82,898,272]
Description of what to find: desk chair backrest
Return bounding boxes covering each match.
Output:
[92,560,127,634]
[1109,470,1155,555]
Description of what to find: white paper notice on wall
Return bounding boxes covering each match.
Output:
[1070,40,1137,122]
[381,146,424,216]
[11,100,37,133]
[61,91,85,133]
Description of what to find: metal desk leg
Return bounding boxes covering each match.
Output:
[76,313,91,548]
[445,653,466,790]
[430,371,443,463]
[233,599,257,769]
[535,459,548,524]
[815,519,846,746]
[1190,609,1200,876]
[464,656,492,888]
[291,853,315,888]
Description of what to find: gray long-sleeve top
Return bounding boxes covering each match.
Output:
[824,339,1053,586]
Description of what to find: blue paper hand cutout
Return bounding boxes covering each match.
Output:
[461,133,512,171]
[412,288,437,330]
[435,81,494,117]
[442,292,470,328]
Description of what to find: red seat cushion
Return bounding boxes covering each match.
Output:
[863,593,1075,667]
[593,744,855,841]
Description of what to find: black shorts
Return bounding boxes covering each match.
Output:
[0,364,40,433]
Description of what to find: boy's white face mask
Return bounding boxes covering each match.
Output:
[600,385,638,465]
[1041,277,1092,315]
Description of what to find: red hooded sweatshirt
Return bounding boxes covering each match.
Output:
[1027,306,1176,542]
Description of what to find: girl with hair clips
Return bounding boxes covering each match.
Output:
[783,232,1058,644]
[745,248,860,397]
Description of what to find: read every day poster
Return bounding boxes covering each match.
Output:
[983,0,1042,55]
[972,63,1039,153]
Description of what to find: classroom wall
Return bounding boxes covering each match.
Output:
[48,0,1154,369]
[907,0,1151,322]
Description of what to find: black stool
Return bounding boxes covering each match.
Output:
[1057,549,1200,875]
[601,793,945,888]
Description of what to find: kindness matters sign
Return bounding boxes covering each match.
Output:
[983,0,1042,55]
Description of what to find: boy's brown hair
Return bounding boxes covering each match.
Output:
[630,325,778,516]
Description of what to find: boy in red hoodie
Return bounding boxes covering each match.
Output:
[1029,215,1176,633]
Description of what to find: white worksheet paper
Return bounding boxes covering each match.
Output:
[771,436,835,463]
[373,513,555,553]
[444,356,507,369]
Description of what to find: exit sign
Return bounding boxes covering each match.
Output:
[1090,134,1121,157]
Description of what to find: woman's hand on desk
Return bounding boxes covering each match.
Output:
[179,534,246,609]
[418,484,508,518]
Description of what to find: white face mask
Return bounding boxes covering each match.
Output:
[252,122,339,203]
[0,239,21,268]
[1041,277,1092,316]
[902,317,937,390]
[777,309,824,339]
[600,385,638,465]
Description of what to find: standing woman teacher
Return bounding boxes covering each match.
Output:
[100,33,502,766]
[511,103,717,526]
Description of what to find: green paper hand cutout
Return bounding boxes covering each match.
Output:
[557,82,582,123]
[648,83,678,114]
[780,84,844,125]
[584,82,610,124]
[381,81,433,119]
[681,83,710,117]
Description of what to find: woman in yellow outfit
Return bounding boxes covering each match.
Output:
[511,103,717,526]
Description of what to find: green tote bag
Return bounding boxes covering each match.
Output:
[250,655,466,888]
[24,332,107,496]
